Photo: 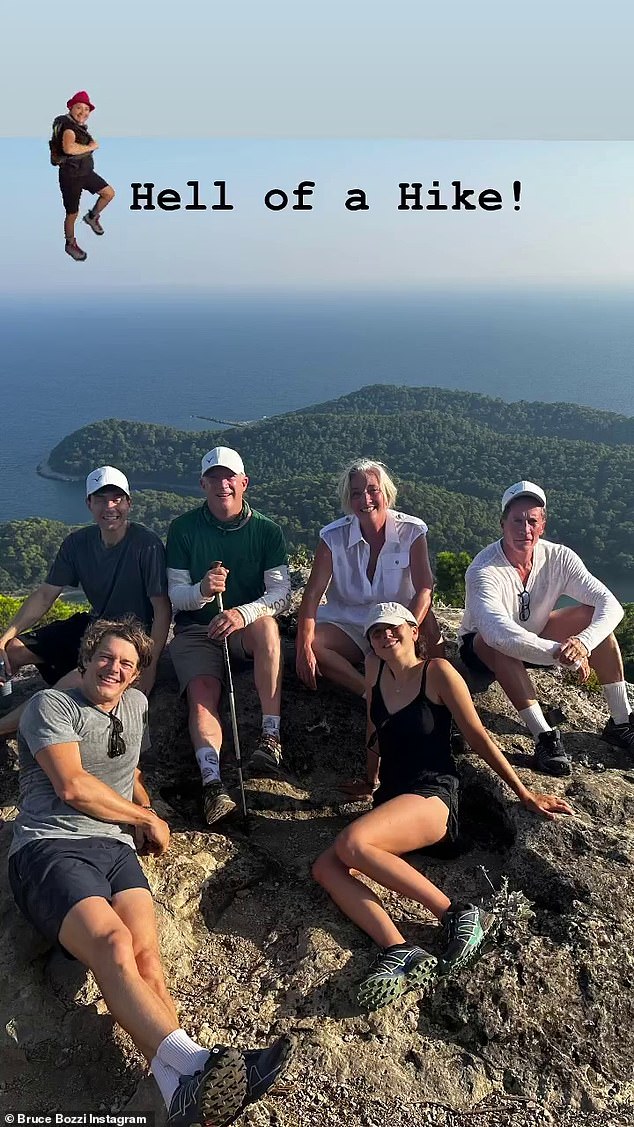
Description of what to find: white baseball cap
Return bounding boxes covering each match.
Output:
[365,601,418,637]
[201,446,245,476]
[86,466,130,497]
[501,480,546,513]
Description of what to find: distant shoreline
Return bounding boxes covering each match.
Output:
[36,459,199,497]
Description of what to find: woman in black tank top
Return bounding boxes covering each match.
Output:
[313,601,574,1012]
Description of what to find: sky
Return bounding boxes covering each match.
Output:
[2,1,633,139]
[2,139,633,293]
[2,3,633,293]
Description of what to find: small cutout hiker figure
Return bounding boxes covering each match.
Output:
[50,91,115,262]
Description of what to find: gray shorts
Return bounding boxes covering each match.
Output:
[169,624,251,693]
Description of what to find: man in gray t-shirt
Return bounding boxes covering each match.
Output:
[8,617,293,1126]
[9,683,150,859]
[0,465,171,738]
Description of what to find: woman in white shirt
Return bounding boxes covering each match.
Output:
[296,459,444,792]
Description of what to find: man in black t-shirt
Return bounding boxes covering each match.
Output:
[0,466,170,737]
[54,91,115,262]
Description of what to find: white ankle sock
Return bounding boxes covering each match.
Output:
[156,1029,210,1074]
[150,1055,182,1107]
[602,681,631,725]
[195,746,220,784]
[262,714,281,737]
[519,704,552,739]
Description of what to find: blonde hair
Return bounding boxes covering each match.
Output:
[338,459,398,514]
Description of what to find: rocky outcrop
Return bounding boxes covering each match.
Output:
[1,612,633,1127]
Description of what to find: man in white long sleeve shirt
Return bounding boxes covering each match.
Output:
[459,481,631,775]
[166,447,291,826]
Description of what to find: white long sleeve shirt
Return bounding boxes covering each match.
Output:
[167,565,290,626]
[459,538,623,665]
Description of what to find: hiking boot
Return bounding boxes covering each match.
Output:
[601,713,634,754]
[202,779,237,826]
[235,1035,295,1119]
[247,733,284,778]
[533,729,571,776]
[440,902,494,973]
[83,208,104,235]
[356,944,438,1011]
[167,1045,246,1127]
[65,239,87,261]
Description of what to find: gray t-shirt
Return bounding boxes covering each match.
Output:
[9,686,150,857]
[47,522,167,628]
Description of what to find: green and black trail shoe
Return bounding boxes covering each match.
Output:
[357,943,438,1011]
[440,902,494,973]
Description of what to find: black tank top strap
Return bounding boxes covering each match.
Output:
[419,659,431,700]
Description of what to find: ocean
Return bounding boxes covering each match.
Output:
[2,288,633,594]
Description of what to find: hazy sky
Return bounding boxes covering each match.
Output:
[3,1,633,139]
[3,139,633,293]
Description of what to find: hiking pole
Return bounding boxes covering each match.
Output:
[212,565,249,830]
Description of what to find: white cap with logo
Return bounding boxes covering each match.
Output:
[501,480,546,513]
[364,601,418,637]
[86,466,130,497]
[201,446,245,476]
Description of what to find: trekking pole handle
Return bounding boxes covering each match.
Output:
[210,561,224,612]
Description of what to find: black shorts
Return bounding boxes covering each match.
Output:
[459,631,549,675]
[8,837,150,947]
[59,169,109,214]
[373,773,460,843]
[19,611,92,685]
[459,632,496,680]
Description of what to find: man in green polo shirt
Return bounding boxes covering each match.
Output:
[166,447,291,826]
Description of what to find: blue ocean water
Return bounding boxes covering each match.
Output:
[2,288,633,593]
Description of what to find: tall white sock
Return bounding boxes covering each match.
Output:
[262,714,281,737]
[602,681,631,725]
[196,746,221,783]
[156,1029,210,1074]
[519,704,552,739]
[150,1056,182,1107]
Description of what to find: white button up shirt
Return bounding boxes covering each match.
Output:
[316,510,428,629]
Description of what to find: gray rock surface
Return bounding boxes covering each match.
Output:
[1,610,633,1126]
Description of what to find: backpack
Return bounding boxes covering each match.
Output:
[49,115,68,166]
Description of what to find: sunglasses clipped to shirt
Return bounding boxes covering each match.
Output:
[518,589,531,622]
[107,712,127,758]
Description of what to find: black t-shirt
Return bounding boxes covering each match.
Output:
[46,523,167,628]
[58,114,95,174]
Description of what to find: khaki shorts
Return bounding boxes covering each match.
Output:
[169,625,251,693]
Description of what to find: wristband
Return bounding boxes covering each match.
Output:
[142,804,158,815]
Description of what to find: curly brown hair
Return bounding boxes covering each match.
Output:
[77,617,154,674]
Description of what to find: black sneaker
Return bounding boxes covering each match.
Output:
[83,208,104,235]
[440,902,494,973]
[233,1035,295,1120]
[202,779,237,826]
[167,1045,246,1127]
[247,733,284,778]
[356,944,438,1011]
[601,713,634,754]
[65,239,87,261]
[533,729,571,776]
